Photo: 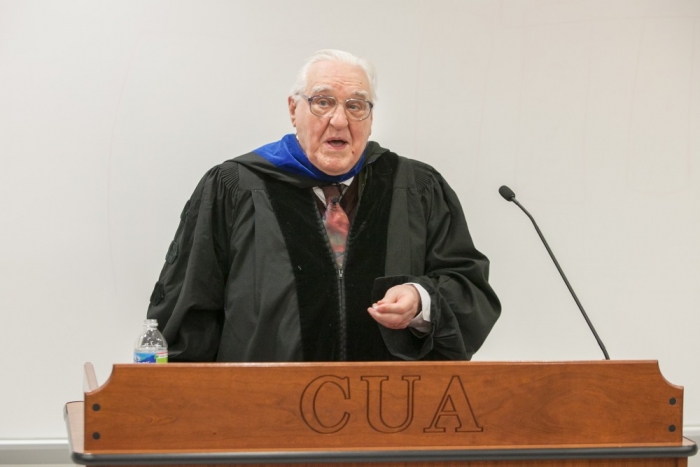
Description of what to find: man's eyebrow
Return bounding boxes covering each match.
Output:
[308,86,371,100]
[309,85,332,95]
[351,90,370,100]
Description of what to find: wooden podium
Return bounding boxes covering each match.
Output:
[64,360,697,466]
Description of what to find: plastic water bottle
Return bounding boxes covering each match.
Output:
[133,319,168,363]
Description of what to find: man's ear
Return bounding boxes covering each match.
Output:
[287,96,297,127]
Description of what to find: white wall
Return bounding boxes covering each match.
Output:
[0,0,698,454]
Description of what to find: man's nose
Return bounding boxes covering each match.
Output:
[328,104,349,128]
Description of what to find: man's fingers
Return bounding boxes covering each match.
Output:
[367,306,410,329]
[368,285,422,329]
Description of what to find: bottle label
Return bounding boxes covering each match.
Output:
[134,350,168,364]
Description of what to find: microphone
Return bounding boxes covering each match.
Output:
[499,185,610,360]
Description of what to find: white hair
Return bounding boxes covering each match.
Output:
[290,49,377,102]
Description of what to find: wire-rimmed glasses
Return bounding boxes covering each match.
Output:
[301,94,374,121]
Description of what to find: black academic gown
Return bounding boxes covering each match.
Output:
[147,142,501,362]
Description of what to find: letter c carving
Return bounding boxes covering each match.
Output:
[300,375,350,434]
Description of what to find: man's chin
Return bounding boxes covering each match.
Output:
[314,152,359,176]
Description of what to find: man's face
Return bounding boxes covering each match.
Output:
[288,60,373,176]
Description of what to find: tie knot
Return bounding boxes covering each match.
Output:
[321,184,344,204]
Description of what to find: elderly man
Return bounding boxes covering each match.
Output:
[147,49,500,362]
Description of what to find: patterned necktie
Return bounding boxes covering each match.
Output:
[321,184,350,268]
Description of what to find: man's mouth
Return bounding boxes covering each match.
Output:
[326,138,349,148]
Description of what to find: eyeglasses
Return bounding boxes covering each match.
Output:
[301,94,374,121]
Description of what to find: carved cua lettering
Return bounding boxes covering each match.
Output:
[300,375,350,434]
[424,375,483,433]
[361,375,420,433]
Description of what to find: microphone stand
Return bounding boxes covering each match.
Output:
[502,187,610,360]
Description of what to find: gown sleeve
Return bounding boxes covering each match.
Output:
[146,163,237,361]
[374,163,501,360]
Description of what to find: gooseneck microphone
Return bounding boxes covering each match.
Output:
[499,185,610,360]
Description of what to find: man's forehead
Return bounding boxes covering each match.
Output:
[305,61,372,97]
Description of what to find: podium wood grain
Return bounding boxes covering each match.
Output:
[64,360,695,466]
